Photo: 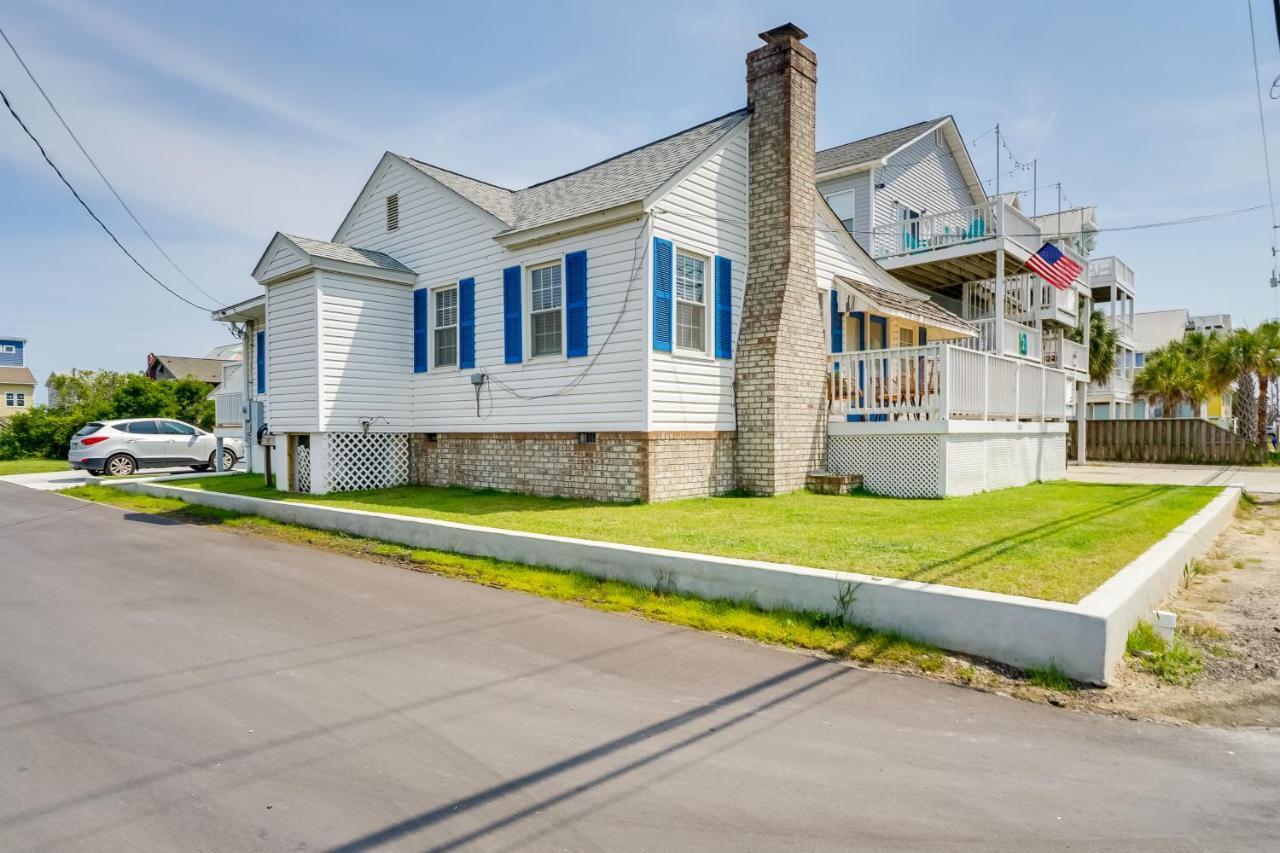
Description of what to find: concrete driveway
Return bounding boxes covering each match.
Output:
[0,465,236,492]
[1067,462,1280,494]
[3,482,1279,851]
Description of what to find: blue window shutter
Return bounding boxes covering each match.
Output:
[714,255,732,359]
[459,277,476,369]
[502,265,522,364]
[255,330,266,393]
[830,290,843,353]
[565,250,588,358]
[652,237,673,351]
[918,327,927,345]
[413,288,428,373]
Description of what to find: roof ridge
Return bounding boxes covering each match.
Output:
[399,157,515,193]
[521,107,748,190]
[816,115,949,156]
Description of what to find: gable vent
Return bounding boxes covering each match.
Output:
[385,193,400,231]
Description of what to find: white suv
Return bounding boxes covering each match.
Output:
[68,418,242,477]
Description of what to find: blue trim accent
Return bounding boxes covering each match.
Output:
[503,266,522,364]
[459,277,476,370]
[565,250,588,358]
[652,238,673,352]
[869,314,888,348]
[255,330,267,392]
[714,255,733,359]
[0,339,23,367]
[412,289,428,373]
[829,290,843,353]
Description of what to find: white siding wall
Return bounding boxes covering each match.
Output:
[816,169,873,251]
[874,130,977,227]
[264,275,319,432]
[647,127,749,431]
[335,157,648,432]
[317,272,413,431]
[259,240,309,282]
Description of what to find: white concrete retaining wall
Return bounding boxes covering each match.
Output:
[108,479,1241,685]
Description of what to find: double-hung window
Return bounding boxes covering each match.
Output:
[434,286,458,368]
[824,189,855,235]
[530,262,563,358]
[4,392,15,407]
[674,250,707,352]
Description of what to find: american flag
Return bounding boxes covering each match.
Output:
[1025,243,1083,290]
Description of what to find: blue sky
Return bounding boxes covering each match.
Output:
[3,0,1279,399]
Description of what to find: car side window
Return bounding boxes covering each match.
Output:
[161,421,196,435]
[127,420,160,434]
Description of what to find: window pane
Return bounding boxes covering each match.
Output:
[435,326,458,366]
[129,420,159,434]
[675,254,704,303]
[531,265,562,312]
[825,190,854,224]
[435,288,457,327]
[161,421,196,435]
[676,302,705,351]
[532,311,562,357]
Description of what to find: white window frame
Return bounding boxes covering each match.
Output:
[673,247,710,355]
[4,391,20,407]
[431,284,459,370]
[0,345,15,353]
[527,259,565,360]
[897,326,915,348]
[824,189,856,235]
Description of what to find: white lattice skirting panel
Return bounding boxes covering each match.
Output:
[325,432,410,493]
[828,434,942,498]
[295,442,311,493]
[828,429,1067,498]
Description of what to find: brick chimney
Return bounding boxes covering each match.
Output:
[734,23,826,495]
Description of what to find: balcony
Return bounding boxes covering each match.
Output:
[956,318,1043,362]
[1087,255,1134,293]
[827,344,1067,424]
[1106,313,1135,343]
[869,200,1045,290]
[1044,336,1089,379]
[1088,374,1134,401]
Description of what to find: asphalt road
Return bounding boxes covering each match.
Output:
[2,483,1278,852]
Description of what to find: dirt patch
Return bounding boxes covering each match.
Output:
[1019,498,1280,728]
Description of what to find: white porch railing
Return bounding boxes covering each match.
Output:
[1089,374,1134,398]
[828,344,1067,423]
[869,199,1042,261]
[956,318,1043,361]
[1044,336,1089,376]
[1106,313,1135,341]
[1088,255,1135,292]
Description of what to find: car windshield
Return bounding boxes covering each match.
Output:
[74,423,104,437]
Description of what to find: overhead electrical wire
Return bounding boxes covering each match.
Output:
[1,84,215,313]
[0,24,225,305]
[1246,0,1280,258]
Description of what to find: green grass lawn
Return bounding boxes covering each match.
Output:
[0,458,69,476]
[166,474,1220,603]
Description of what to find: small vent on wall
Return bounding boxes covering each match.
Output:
[386,193,399,231]
[577,432,597,445]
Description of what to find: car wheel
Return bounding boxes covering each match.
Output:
[211,449,237,471]
[105,454,137,477]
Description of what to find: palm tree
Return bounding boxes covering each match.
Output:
[1255,321,1280,439]
[1068,310,1118,386]
[1135,341,1207,416]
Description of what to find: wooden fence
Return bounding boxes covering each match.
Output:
[1069,418,1266,465]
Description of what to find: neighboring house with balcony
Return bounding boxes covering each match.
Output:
[1084,254,1138,419]
[0,336,36,423]
[210,24,1075,500]
[1131,308,1235,426]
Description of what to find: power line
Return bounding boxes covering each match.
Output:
[0,25,225,305]
[1,84,215,313]
[1247,0,1280,258]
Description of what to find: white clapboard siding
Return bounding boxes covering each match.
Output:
[264,275,319,432]
[259,239,309,283]
[317,272,413,431]
[816,169,873,251]
[874,129,977,228]
[647,126,749,431]
[334,156,648,432]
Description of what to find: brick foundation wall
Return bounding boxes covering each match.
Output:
[408,431,736,503]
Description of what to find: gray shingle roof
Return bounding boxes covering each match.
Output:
[146,356,234,385]
[816,117,946,175]
[398,109,750,233]
[834,276,975,337]
[0,366,36,386]
[283,234,415,274]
